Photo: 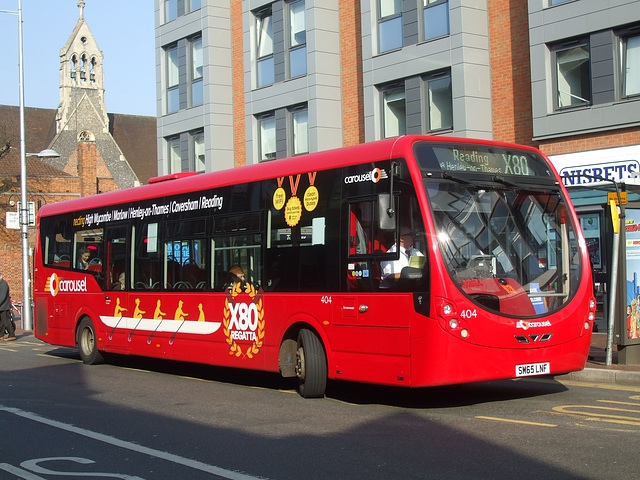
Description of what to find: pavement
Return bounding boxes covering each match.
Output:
[556,332,640,386]
[6,323,640,387]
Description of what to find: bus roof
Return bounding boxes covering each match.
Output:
[37,135,543,217]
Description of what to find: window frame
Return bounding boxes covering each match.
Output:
[552,38,592,111]
[165,44,180,114]
[255,6,275,88]
[619,26,640,99]
[189,35,204,107]
[164,0,178,24]
[191,129,205,173]
[377,0,403,54]
[257,112,277,162]
[421,0,450,42]
[287,0,307,79]
[167,136,182,174]
[289,104,309,156]
[424,71,453,132]
[188,0,202,13]
[380,82,407,138]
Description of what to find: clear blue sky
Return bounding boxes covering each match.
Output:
[0,0,156,116]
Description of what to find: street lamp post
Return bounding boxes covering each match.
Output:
[16,0,31,331]
[1,1,60,330]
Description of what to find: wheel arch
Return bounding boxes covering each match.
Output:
[278,313,331,378]
[73,305,103,347]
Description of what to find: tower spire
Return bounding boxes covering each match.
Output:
[78,1,85,18]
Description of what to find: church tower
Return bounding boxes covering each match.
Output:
[57,0,108,132]
[47,0,140,191]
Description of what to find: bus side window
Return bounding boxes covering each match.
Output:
[133,222,161,290]
[213,214,262,291]
[42,217,72,268]
[106,226,128,290]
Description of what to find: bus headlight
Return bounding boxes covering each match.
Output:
[449,318,458,329]
[588,312,594,321]
[584,322,590,330]
[443,304,453,315]
[461,329,469,338]
[589,298,596,309]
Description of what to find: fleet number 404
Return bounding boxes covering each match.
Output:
[460,309,477,318]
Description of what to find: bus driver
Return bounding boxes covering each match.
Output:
[380,230,423,288]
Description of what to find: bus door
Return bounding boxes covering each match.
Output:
[336,198,413,360]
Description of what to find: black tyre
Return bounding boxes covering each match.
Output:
[296,329,327,398]
[77,317,104,364]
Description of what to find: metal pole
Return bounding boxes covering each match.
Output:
[606,224,619,365]
[17,0,32,331]
[561,174,623,365]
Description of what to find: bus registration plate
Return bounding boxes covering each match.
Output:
[515,362,550,377]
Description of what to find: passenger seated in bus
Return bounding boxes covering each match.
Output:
[77,248,90,270]
[380,230,424,288]
[113,272,125,290]
[227,266,246,288]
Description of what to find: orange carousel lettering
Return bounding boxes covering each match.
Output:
[47,273,87,297]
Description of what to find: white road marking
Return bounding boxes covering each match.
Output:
[0,405,266,480]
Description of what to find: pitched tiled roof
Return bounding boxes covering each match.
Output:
[108,113,158,184]
[0,104,157,184]
[1,152,73,177]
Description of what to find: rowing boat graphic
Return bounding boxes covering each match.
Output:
[100,316,221,335]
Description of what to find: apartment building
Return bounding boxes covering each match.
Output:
[154,0,640,177]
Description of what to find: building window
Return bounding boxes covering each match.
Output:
[554,40,591,109]
[623,33,640,97]
[288,0,307,78]
[381,84,406,138]
[166,44,180,114]
[188,0,202,13]
[423,0,449,41]
[378,0,403,53]
[549,0,572,5]
[191,131,205,173]
[290,105,309,155]
[164,0,178,23]
[256,8,275,88]
[190,36,203,106]
[426,73,453,131]
[168,136,182,173]
[258,113,276,161]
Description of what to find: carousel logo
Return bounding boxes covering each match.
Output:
[516,320,552,330]
[344,168,388,184]
[46,273,88,297]
[223,282,265,358]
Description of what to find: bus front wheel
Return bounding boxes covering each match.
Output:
[295,329,327,398]
[77,317,104,365]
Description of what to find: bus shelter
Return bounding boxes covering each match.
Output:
[565,180,640,364]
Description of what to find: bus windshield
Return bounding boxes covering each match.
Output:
[417,145,581,318]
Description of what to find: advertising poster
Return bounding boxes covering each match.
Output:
[579,214,602,270]
[626,208,640,342]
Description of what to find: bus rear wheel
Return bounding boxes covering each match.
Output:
[77,317,104,365]
[295,329,327,398]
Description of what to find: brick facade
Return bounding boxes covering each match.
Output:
[489,0,535,148]
[339,0,364,147]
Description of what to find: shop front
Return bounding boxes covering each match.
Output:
[551,145,640,364]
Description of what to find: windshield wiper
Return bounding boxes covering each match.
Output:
[441,172,473,184]
[492,175,558,194]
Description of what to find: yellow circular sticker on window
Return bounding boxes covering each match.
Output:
[273,187,286,210]
[303,185,319,212]
[285,196,302,227]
